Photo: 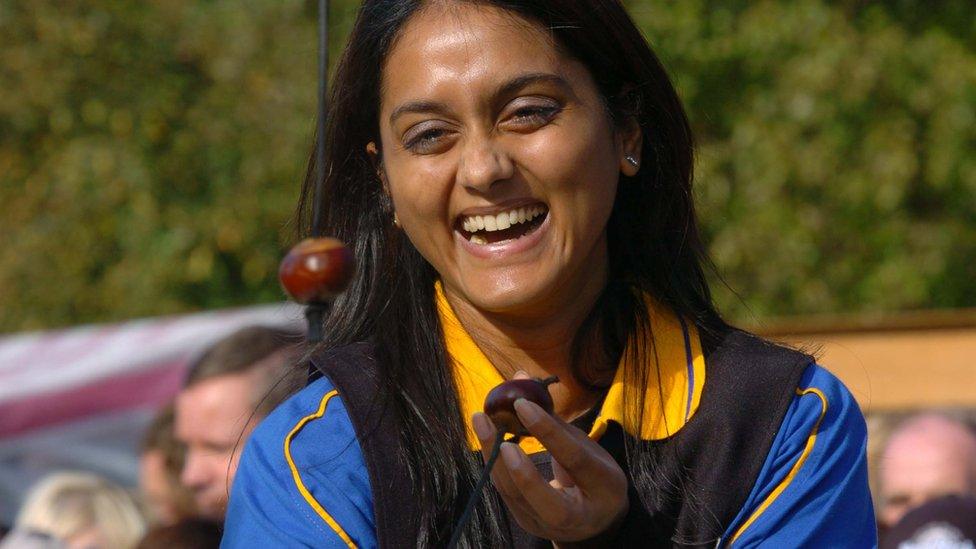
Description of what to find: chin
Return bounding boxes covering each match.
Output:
[197,500,227,520]
[457,271,557,316]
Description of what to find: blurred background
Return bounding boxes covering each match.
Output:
[1,0,974,545]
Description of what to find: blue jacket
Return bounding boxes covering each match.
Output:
[225,293,876,547]
[225,363,876,547]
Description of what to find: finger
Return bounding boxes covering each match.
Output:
[472,411,496,450]
[472,413,532,509]
[513,370,531,380]
[513,398,621,497]
[498,441,574,527]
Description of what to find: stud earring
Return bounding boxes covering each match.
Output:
[392,212,400,228]
[625,155,639,168]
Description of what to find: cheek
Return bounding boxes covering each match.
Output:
[392,177,442,218]
[380,130,445,220]
[388,162,455,241]
[520,124,619,213]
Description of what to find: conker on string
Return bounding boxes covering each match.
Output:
[278,237,355,304]
[483,376,558,436]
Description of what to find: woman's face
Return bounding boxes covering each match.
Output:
[374,3,640,318]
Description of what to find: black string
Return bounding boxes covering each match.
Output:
[447,431,506,549]
[305,0,329,342]
[311,0,329,237]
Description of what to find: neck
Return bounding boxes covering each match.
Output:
[443,268,610,420]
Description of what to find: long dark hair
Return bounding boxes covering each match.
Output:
[296,0,729,545]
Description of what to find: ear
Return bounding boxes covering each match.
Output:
[616,116,643,177]
[367,141,396,216]
[366,141,390,190]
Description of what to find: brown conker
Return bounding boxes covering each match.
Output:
[483,376,558,436]
[278,237,355,304]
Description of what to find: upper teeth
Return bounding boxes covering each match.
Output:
[461,206,546,233]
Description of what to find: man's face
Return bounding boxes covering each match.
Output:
[175,372,260,520]
[879,429,976,527]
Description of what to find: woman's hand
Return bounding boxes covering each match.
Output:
[471,398,628,543]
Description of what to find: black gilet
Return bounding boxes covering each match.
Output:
[310,330,812,548]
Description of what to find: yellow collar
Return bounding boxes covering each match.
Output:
[435,282,706,454]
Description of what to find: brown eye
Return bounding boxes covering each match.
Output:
[501,99,561,132]
[406,128,446,152]
[512,105,558,123]
[402,121,454,154]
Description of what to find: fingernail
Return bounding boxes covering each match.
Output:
[513,398,542,426]
[500,442,523,469]
[472,412,492,441]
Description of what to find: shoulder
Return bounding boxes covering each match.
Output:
[223,375,376,548]
[707,329,813,371]
[310,341,378,379]
[770,363,868,471]
[768,364,870,491]
[723,363,877,547]
[699,330,815,434]
[704,330,814,392]
[789,363,865,440]
[252,374,364,467]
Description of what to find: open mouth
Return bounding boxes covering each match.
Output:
[456,203,549,245]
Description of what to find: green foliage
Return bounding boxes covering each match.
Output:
[1,1,974,332]
[627,0,976,318]
[0,0,358,331]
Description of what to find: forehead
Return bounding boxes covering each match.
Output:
[381,4,568,108]
[175,373,255,436]
[882,442,972,491]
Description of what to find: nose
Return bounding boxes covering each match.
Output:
[456,134,514,193]
[181,449,210,491]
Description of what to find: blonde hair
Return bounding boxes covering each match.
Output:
[16,472,147,549]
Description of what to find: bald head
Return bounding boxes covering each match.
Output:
[878,413,976,527]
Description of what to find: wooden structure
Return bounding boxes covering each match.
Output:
[754,309,976,412]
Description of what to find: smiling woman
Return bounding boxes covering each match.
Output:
[374,7,633,324]
[371,8,641,377]
[222,1,877,547]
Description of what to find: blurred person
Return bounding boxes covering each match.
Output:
[174,326,304,521]
[136,518,222,549]
[867,412,903,521]
[881,495,976,549]
[0,530,64,549]
[879,413,976,528]
[139,405,196,525]
[0,471,146,549]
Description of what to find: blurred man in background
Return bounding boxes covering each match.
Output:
[878,412,976,528]
[139,405,196,525]
[174,326,304,521]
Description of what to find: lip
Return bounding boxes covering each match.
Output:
[454,209,550,260]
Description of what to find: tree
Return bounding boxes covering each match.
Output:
[1,0,973,332]
[628,0,976,318]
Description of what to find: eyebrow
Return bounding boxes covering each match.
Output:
[389,100,450,127]
[492,72,573,104]
[387,72,574,126]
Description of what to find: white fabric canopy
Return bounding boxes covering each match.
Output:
[0,304,304,525]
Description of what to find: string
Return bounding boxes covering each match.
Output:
[305,0,329,342]
[311,0,329,237]
[446,431,506,549]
